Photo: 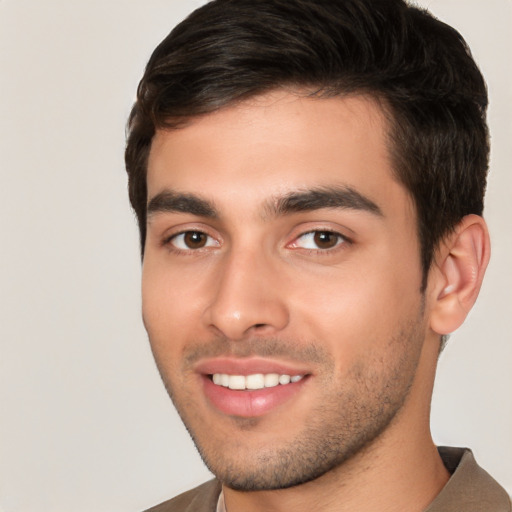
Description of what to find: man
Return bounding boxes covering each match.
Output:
[125,0,510,510]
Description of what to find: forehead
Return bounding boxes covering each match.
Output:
[146,91,409,218]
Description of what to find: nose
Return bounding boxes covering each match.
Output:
[202,248,289,340]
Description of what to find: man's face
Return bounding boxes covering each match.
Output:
[142,92,429,490]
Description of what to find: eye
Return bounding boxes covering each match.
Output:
[168,231,219,250]
[291,230,347,250]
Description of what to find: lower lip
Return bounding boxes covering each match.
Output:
[202,376,307,418]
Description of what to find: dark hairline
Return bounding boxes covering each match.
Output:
[125,0,489,297]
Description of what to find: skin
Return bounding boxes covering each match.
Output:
[141,91,488,512]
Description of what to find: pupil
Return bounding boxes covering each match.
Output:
[185,232,206,248]
[314,231,337,249]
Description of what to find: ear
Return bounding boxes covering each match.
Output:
[429,214,491,335]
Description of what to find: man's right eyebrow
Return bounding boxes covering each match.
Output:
[147,190,218,219]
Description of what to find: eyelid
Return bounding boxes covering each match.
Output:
[287,227,352,252]
[170,232,219,250]
[161,225,222,252]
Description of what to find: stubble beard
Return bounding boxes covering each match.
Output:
[154,314,426,492]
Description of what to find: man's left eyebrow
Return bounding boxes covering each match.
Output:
[267,186,383,217]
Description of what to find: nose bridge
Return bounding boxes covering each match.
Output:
[203,243,289,340]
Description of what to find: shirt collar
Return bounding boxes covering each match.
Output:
[216,489,226,512]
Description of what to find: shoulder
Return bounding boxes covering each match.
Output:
[143,480,222,512]
[428,447,511,512]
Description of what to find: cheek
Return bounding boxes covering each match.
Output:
[141,258,203,354]
[289,254,422,362]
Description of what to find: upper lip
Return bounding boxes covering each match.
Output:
[194,357,312,376]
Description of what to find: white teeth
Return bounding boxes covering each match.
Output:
[264,373,280,387]
[211,373,304,390]
[228,375,246,390]
[279,374,291,385]
[246,373,265,389]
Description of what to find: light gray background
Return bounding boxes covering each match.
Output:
[0,1,510,511]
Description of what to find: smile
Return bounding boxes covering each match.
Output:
[196,357,311,417]
[211,373,304,390]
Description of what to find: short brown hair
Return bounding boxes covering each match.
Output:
[125,0,489,289]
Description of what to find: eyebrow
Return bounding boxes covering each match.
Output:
[146,185,383,221]
[147,190,218,218]
[268,186,383,217]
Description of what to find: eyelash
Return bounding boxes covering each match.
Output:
[162,230,219,254]
[162,228,351,255]
[289,229,351,254]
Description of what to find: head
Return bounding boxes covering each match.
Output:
[125,0,490,493]
[126,0,489,289]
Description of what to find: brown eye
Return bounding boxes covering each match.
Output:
[291,230,346,250]
[313,231,340,249]
[183,231,207,249]
[169,231,218,251]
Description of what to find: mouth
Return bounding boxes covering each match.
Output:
[211,372,305,390]
[196,358,311,418]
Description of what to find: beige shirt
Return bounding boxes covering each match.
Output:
[145,447,511,512]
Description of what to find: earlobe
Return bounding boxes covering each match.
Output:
[429,215,491,335]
